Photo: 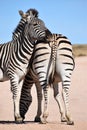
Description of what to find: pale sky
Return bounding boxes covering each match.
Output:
[0,0,87,44]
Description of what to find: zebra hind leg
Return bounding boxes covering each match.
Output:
[20,85,32,121]
[53,83,67,122]
[62,86,74,125]
[20,92,32,121]
[20,72,34,121]
[40,87,49,124]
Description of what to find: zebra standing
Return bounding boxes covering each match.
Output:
[0,9,51,123]
[20,41,52,121]
[20,33,75,125]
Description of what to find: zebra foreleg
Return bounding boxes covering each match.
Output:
[10,78,23,123]
[41,87,49,124]
[34,82,42,122]
[53,83,67,122]
[62,87,74,125]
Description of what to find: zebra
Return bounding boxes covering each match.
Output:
[0,8,51,123]
[12,10,29,40]
[20,33,75,125]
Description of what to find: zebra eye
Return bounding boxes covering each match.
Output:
[33,23,37,26]
[29,17,32,20]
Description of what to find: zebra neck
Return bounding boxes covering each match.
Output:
[12,18,26,40]
[14,36,34,62]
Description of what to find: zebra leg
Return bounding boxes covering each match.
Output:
[20,79,33,121]
[10,77,23,123]
[62,84,74,125]
[53,83,67,122]
[34,82,42,122]
[20,85,32,120]
[41,87,49,124]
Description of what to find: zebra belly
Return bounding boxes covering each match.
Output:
[14,65,29,81]
[0,68,9,82]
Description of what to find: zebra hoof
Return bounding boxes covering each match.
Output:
[40,119,48,124]
[61,117,67,122]
[34,117,41,122]
[15,116,24,124]
[20,115,25,121]
[67,120,74,125]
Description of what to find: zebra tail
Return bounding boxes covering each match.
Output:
[46,41,57,87]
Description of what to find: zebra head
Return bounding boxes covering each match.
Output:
[13,8,51,43]
[23,8,52,42]
[12,9,37,40]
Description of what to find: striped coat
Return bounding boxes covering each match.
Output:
[20,33,75,125]
[0,9,51,123]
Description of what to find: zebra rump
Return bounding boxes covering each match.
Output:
[20,33,75,125]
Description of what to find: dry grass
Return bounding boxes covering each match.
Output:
[72,44,87,57]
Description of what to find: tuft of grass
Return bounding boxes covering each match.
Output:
[72,44,87,57]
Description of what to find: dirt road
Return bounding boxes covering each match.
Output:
[0,56,87,130]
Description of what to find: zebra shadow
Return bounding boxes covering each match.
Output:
[0,120,35,124]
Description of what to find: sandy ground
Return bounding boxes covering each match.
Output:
[0,56,87,130]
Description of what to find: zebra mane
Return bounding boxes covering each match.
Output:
[12,18,27,40]
[26,8,39,17]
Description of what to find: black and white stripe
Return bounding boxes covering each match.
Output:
[0,9,50,123]
[20,33,75,125]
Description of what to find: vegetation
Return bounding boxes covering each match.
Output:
[72,44,87,57]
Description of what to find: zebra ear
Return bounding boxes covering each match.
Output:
[30,11,35,17]
[19,10,24,16]
[19,10,28,19]
[19,10,27,18]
